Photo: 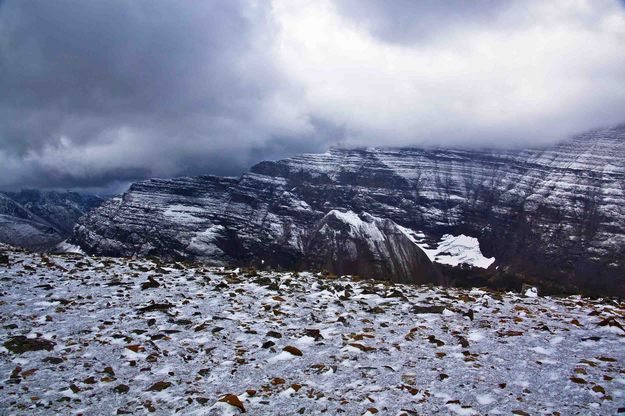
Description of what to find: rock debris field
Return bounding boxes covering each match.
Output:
[0,247,624,415]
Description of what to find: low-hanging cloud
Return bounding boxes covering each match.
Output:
[1,0,625,191]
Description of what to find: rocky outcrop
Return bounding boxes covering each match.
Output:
[0,190,104,250]
[70,125,625,295]
[304,210,443,284]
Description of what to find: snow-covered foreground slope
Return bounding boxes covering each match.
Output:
[0,248,624,415]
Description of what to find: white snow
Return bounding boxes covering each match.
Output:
[55,240,85,255]
[0,247,623,415]
[326,210,385,242]
[163,204,205,223]
[398,226,495,268]
[187,224,225,256]
[524,287,538,297]
[468,331,485,342]
[426,234,495,268]
[476,394,495,405]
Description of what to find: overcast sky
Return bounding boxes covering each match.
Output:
[1,0,625,192]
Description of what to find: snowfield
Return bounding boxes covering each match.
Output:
[0,247,624,415]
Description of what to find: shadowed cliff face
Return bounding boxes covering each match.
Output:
[70,125,625,295]
[304,210,443,284]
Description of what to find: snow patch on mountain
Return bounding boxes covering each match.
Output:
[187,224,225,258]
[322,210,386,242]
[398,226,494,269]
[163,204,206,223]
[427,234,496,269]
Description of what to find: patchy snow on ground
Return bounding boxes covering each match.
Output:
[0,248,624,415]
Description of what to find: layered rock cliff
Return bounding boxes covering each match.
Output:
[70,125,625,294]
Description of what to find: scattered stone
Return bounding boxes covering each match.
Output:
[147,381,172,391]
[348,343,376,352]
[114,384,129,394]
[570,377,587,384]
[4,336,55,354]
[283,345,303,356]
[304,328,324,341]
[412,305,445,314]
[138,302,175,313]
[218,394,246,413]
[597,317,624,332]
[141,276,161,290]
[427,335,445,347]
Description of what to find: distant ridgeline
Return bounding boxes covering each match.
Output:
[0,190,104,250]
[68,125,625,296]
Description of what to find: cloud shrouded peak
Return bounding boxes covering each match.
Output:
[1,0,624,190]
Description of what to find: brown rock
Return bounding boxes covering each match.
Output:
[348,343,376,352]
[114,384,129,394]
[4,336,55,354]
[283,345,303,356]
[218,394,246,413]
[147,381,172,391]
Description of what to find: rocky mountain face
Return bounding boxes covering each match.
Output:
[71,125,625,295]
[0,190,104,250]
[304,210,443,284]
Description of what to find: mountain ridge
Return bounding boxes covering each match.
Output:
[0,190,104,250]
[70,125,625,295]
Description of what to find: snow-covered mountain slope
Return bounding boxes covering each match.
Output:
[0,248,623,415]
[0,191,104,250]
[305,210,443,284]
[71,125,625,295]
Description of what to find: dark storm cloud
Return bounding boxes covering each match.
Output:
[1,0,625,191]
[0,0,321,190]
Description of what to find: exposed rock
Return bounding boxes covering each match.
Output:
[283,345,303,356]
[218,394,246,412]
[141,276,161,290]
[412,305,445,314]
[4,336,55,354]
[303,329,323,341]
[147,381,172,391]
[113,384,129,394]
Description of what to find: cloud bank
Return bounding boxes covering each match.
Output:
[1,0,624,190]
